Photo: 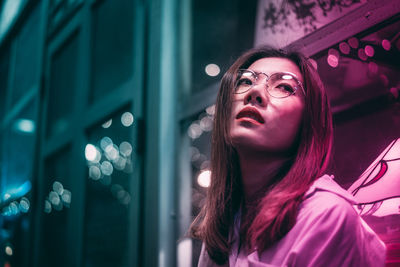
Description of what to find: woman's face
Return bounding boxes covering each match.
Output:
[230,57,305,154]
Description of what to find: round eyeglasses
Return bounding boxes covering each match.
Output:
[235,69,306,98]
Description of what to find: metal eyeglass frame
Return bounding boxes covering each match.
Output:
[235,69,306,98]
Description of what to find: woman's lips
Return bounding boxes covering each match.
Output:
[236,107,265,124]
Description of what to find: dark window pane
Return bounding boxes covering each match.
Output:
[40,147,74,267]
[83,109,136,267]
[1,99,37,196]
[90,0,134,103]
[0,99,38,267]
[0,44,10,120]
[11,3,40,106]
[46,32,79,137]
[191,0,256,93]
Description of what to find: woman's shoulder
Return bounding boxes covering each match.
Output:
[298,175,360,225]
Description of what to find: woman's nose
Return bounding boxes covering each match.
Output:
[243,83,268,106]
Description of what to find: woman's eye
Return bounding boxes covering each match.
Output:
[237,78,253,86]
[276,84,294,93]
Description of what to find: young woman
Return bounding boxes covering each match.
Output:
[190,47,386,266]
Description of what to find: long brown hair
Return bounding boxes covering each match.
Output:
[190,47,333,265]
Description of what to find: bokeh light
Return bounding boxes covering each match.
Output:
[188,122,202,139]
[357,48,368,61]
[121,112,134,127]
[53,181,64,195]
[104,144,119,161]
[13,119,35,133]
[379,74,389,87]
[382,39,391,51]
[101,161,113,176]
[49,191,61,206]
[364,45,375,57]
[100,136,113,151]
[190,146,200,162]
[119,141,132,157]
[44,199,52,213]
[197,170,211,188]
[339,42,350,55]
[390,87,399,99]
[9,202,19,215]
[348,37,359,49]
[199,116,213,132]
[308,58,318,70]
[85,144,98,161]
[327,54,339,68]
[5,246,13,256]
[89,165,102,180]
[19,197,30,213]
[205,63,220,77]
[206,105,215,116]
[61,190,72,207]
[113,156,127,170]
[328,48,339,58]
[102,119,112,128]
[368,62,378,74]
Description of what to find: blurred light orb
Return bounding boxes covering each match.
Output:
[206,105,215,116]
[89,165,101,180]
[19,197,30,213]
[102,119,112,128]
[116,189,126,199]
[119,141,133,157]
[200,116,213,132]
[197,170,211,188]
[44,199,52,213]
[49,191,61,206]
[382,39,391,51]
[14,119,35,133]
[105,144,119,161]
[120,193,131,205]
[328,48,339,57]
[121,112,134,127]
[390,87,399,99]
[111,184,124,198]
[327,54,339,68]
[100,136,113,151]
[9,202,19,215]
[101,161,114,176]
[364,45,374,57]
[53,181,64,195]
[358,48,368,61]
[188,122,202,139]
[368,62,378,74]
[308,58,318,70]
[339,42,350,55]
[190,146,200,162]
[61,190,72,206]
[200,160,210,170]
[4,193,11,200]
[348,37,359,49]
[5,246,13,256]
[379,74,389,87]
[85,144,98,161]
[205,64,220,77]
[113,156,127,170]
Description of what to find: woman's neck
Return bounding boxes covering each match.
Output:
[236,148,291,203]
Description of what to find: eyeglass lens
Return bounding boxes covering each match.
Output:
[235,70,299,98]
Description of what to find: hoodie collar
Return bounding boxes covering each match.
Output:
[305,174,358,205]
